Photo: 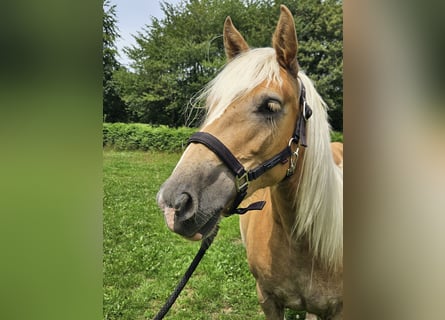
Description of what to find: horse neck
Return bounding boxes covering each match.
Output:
[270,140,343,271]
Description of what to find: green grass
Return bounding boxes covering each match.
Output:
[103,150,263,319]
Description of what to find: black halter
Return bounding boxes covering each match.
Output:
[187,81,312,216]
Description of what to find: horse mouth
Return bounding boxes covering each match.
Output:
[162,206,222,241]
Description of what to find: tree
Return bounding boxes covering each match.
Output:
[289,0,343,131]
[114,0,342,130]
[103,0,127,122]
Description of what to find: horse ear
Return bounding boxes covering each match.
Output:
[273,5,298,76]
[223,16,249,60]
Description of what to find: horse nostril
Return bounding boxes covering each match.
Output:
[174,193,189,210]
[174,193,194,222]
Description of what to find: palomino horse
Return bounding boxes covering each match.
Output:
[157,5,343,319]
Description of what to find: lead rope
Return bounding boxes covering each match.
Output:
[153,226,219,320]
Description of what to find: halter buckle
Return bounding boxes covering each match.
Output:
[235,172,249,192]
[286,141,300,177]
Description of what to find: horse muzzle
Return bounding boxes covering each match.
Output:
[157,191,222,241]
[156,153,235,240]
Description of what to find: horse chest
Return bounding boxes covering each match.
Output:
[245,221,342,313]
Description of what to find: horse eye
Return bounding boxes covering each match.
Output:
[259,99,281,113]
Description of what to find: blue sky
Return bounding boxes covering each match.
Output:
[110,0,181,67]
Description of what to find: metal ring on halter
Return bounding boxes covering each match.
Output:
[288,137,298,147]
[288,137,300,159]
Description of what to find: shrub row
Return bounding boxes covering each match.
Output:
[103,123,196,152]
[103,123,343,152]
[330,131,344,143]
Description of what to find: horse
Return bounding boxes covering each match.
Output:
[157,5,343,319]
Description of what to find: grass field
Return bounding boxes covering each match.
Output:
[103,150,265,319]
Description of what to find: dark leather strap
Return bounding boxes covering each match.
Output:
[233,201,266,215]
[248,147,291,180]
[295,84,312,147]
[188,132,292,185]
[188,132,246,178]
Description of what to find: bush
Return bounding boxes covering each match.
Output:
[103,123,196,152]
[330,131,343,143]
[103,123,343,152]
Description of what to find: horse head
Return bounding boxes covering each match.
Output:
[157,6,304,240]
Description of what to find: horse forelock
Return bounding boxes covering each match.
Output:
[292,71,343,271]
[197,48,283,126]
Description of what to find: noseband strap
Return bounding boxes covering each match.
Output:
[187,80,312,216]
[187,132,246,180]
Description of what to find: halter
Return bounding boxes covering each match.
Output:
[187,79,312,216]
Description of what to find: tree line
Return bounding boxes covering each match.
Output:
[103,0,343,131]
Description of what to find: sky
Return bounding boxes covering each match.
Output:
[110,0,182,67]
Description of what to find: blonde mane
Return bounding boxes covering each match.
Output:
[293,71,343,271]
[196,47,343,271]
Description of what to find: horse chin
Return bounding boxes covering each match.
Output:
[180,210,221,242]
[194,211,221,240]
[185,233,203,241]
